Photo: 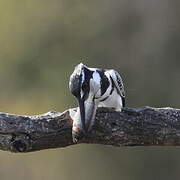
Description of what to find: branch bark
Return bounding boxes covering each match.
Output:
[0,106,180,153]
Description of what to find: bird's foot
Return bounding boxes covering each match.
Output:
[72,130,84,143]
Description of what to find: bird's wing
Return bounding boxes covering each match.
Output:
[109,69,125,106]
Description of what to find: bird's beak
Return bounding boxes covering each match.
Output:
[78,97,86,133]
[78,97,96,134]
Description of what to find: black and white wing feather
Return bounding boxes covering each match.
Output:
[110,70,125,107]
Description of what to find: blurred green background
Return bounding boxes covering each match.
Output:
[0,0,180,179]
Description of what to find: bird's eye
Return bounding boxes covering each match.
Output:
[82,82,89,91]
[69,74,81,97]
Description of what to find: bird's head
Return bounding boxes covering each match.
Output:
[69,63,100,134]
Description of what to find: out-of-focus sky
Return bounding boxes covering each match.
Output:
[0,0,180,180]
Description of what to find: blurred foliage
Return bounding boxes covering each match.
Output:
[0,0,180,179]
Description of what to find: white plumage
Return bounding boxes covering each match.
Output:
[69,63,125,142]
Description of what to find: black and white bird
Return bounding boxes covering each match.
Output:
[69,63,125,142]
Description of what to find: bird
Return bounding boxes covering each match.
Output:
[69,63,125,142]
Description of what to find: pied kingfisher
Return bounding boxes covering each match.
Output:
[69,63,125,142]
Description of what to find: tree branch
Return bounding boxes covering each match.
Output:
[0,106,180,153]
